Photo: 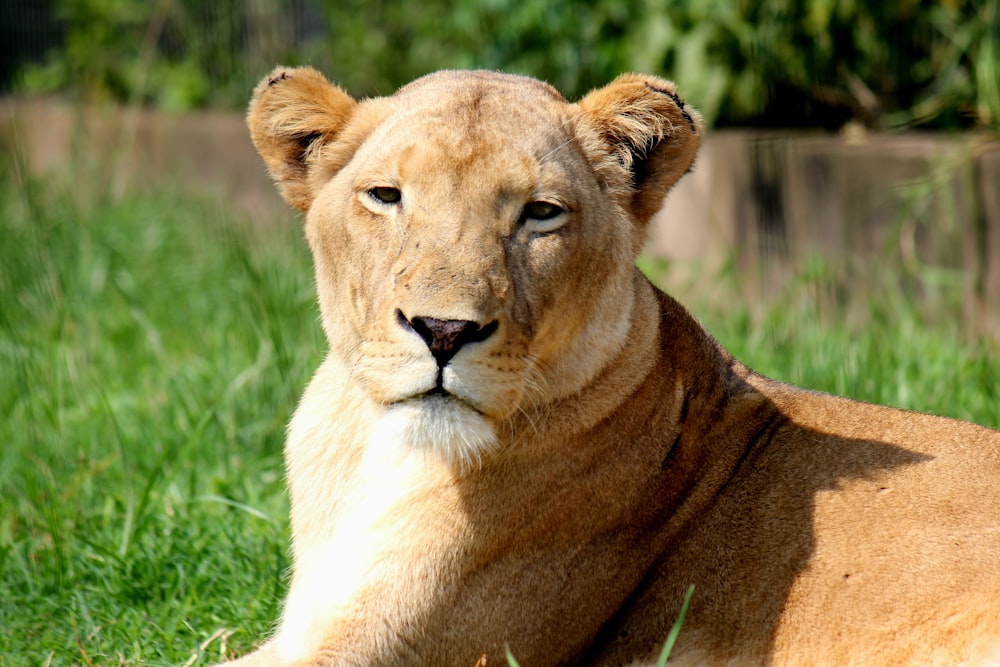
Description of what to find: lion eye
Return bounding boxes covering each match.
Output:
[523,201,563,221]
[521,200,567,234]
[368,187,402,205]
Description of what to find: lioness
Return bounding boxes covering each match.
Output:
[221,67,1000,666]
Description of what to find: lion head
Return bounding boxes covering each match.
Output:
[248,67,700,468]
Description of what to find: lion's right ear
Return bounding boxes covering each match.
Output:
[247,66,357,212]
[574,74,701,229]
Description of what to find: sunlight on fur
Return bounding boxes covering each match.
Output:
[376,397,498,470]
[218,65,1000,667]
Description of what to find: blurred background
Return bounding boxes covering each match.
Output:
[2,0,998,127]
[2,0,998,335]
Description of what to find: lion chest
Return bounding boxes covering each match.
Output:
[273,372,472,661]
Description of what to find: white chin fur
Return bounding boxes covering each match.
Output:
[374,396,498,470]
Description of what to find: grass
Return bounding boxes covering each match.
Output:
[1,164,323,665]
[2,161,997,666]
[642,251,1000,428]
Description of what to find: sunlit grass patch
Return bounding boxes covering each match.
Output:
[1,167,321,664]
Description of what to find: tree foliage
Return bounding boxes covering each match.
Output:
[11,0,1000,129]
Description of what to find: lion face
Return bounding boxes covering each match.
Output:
[248,68,700,466]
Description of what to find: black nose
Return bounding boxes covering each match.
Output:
[399,311,498,368]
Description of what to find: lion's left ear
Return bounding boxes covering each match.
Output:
[247,66,357,213]
[574,74,702,227]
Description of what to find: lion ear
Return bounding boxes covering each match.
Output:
[575,74,702,226]
[247,66,357,212]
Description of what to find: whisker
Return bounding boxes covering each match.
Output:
[539,136,577,164]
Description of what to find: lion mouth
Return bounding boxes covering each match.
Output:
[380,392,498,467]
[406,387,487,416]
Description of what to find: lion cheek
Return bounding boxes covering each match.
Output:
[354,345,437,402]
[442,363,526,419]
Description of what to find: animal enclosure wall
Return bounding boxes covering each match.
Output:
[648,131,1000,336]
[3,98,999,335]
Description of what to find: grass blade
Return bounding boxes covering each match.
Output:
[656,585,694,666]
[504,642,521,667]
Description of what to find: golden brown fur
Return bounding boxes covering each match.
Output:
[220,66,1000,666]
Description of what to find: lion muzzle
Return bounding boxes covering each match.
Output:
[398,312,500,369]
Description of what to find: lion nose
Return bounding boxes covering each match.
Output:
[399,311,498,368]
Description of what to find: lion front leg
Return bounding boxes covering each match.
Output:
[218,640,348,667]
[215,640,280,666]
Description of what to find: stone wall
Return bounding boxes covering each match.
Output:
[4,97,998,333]
[646,130,1000,334]
[1,97,285,221]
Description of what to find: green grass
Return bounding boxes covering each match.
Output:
[2,164,997,666]
[640,253,1000,428]
[1,165,323,665]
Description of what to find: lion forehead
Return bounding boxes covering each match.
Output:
[345,87,587,211]
[395,69,567,104]
[365,73,573,153]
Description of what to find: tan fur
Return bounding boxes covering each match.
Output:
[221,66,1000,666]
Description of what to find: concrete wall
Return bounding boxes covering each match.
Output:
[1,97,286,221]
[646,130,1000,334]
[4,98,998,333]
